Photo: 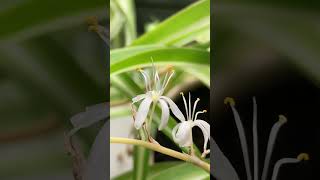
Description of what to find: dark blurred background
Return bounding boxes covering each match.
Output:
[0,0,107,179]
[213,0,320,179]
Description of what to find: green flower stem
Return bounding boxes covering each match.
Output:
[110,137,210,173]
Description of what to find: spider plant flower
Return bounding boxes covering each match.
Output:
[132,64,185,131]
[224,97,309,180]
[172,92,210,158]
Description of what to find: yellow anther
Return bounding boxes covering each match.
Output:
[297,153,309,161]
[86,16,99,26]
[197,98,200,101]
[278,115,287,124]
[224,97,235,106]
[180,92,184,96]
[167,65,174,72]
[203,110,207,113]
[136,67,143,72]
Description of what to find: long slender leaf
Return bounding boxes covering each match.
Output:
[113,161,209,180]
[111,47,209,76]
[0,0,107,43]
[131,0,210,46]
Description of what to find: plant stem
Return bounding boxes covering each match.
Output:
[110,137,210,172]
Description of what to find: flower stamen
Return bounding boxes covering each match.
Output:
[188,93,192,120]
[161,69,175,93]
[180,92,189,119]
[271,153,309,180]
[191,98,200,120]
[87,16,109,44]
[137,68,151,91]
[195,110,206,121]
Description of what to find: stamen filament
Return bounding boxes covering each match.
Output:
[180,92,189,119]
[192,98,200,120]
[162,70,175,93]
[138,69,151,91]
[271,153,309,180]
[161,72,169,90]
[188,93,192,120]
[225,98,252,180]
[195,110,206,121]
[261,115,287,180]
[253,97,259,180]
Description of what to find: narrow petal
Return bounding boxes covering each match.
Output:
[172,123,181,144]
[193,120,210,151]
[134,96,153,129]
[173,121,192,147]
[160,96,185,121]
[132,94,146,104]
[158,99,170,130]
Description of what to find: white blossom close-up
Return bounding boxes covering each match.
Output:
[172,92,210,158]
[132,63,185,130]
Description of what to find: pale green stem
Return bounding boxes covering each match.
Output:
[111,137,210,172]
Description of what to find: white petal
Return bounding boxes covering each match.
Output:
[172,123,181,143]
[134,96,153,129]
[194,120,210,151]
[158,99,170,130]
[160,96,185,121]
[132,94,146,104]
[172,121,192,147]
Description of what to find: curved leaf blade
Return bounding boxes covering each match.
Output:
[113,161,209,180]
[131,0,210,46]
[110,47,210,76]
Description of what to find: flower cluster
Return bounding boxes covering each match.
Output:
[131,63,210,157]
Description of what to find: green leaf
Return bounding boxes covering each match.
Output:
[133,146,150,180]
[110,47,210,76]
[111,45,210,87]
[113,161,209,180]
[0,0,107,43]
[113,0,137,45]
[131,0,210,46]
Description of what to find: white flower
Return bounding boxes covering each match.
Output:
[172,92,210,157]
[132,64,185,130]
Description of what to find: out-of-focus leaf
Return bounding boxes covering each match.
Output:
[0,44,82,111]
[0,0,107,43]
[83,121,109,180]
[110,0,125,40]
[114,0,137,45]
[0,133,70,178]
[210,139,239,180]
[184,66,210,87]
[113,161,209,180]
[131,0,210,46]
[69,103,108,136]
[110,104,131,118]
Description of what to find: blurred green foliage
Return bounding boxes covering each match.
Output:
[0,0,108,179]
